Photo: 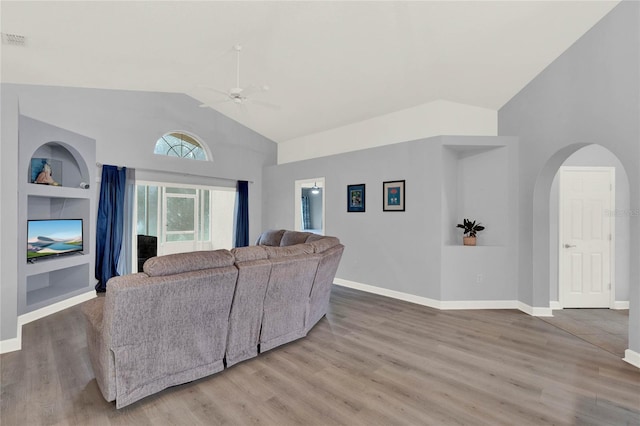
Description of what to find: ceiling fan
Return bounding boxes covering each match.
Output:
[200,44,280,110]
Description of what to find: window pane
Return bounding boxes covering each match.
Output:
[136,186,147,235]
[166,187,196,195]
[200,190,210,241]
[154,132,207,161]
[136,185,159,237]
[166,197,195,232]
[166,233,195,242]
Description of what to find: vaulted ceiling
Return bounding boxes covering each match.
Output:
[1,1,619,143]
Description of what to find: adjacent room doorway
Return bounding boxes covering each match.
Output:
[294,177,325,235]
[559,166,615,308]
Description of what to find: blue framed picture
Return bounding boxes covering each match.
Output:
[383,180,405,211]
[347,184,366,212]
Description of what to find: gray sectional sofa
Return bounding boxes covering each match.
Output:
[82,230,344,408]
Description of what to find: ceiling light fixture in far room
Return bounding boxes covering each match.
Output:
[311,183,320,194]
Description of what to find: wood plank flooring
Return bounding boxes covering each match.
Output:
[2,285,639,425]
[540,308,629,358]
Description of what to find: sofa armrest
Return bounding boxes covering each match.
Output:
[82,297,104,334]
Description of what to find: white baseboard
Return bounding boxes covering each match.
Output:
[0,334,21,354]
[623,349,640,369]
[517,302,554,317]
[0,290,96,354]
[613,301,629,310]
[334,278,551,316]
[334,278,442,309]
[439,300,519,310]
[550,301,628,310]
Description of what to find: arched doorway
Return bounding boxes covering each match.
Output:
[532,143,636,364]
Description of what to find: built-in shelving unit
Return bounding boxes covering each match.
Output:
[439,136,519,301]
[18,115,96,315]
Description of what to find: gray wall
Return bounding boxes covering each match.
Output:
[499,1,640,351]
[1,83,277,341]
[264,135,518,302]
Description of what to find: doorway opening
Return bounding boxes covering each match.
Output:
[294,177,325,235]
[135,181,236,265]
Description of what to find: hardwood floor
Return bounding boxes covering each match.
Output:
[540,308,629,358]
[2,285,639,425]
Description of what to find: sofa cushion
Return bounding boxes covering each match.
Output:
[308,236,341,253]
[256,229,286,246]
[280,231,313,246]
[143,249,235,277]
[263,244,315,259]
[231,246,268,262]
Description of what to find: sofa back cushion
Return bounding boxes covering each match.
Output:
[280,231,313,246]
[143,249,234,277]
[263,244,315,259]
[308,236,341,253]
[231,246,268,263]
[255,229,286,246]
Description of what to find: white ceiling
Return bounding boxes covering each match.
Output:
[1,1,619,143]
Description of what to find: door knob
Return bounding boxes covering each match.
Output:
[564,244,576,248]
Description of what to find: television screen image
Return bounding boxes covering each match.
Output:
[27,219,83,260]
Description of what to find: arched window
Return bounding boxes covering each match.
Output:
[154,132,208,161]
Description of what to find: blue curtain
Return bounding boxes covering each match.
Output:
[95,165,127,292]
[116,167,136,277]
[235,180,249,247]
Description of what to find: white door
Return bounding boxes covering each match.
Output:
[559,167,614,308]
[160,188,199,255]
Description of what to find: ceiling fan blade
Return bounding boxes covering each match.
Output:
[241,84,269,97]
[235,101,249,115]
[249,99,281,111]
[199,97,233,108]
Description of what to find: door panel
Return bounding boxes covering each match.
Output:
[560,167,613,308]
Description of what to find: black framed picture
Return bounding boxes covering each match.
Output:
[383,180,405,211]
[347,184,366,212]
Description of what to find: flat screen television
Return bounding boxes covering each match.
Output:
[27,219,83,261]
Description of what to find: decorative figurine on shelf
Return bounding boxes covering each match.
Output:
[34,162,61,186]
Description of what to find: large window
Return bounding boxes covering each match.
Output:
[136,182,235,255]
[154,132,208,161]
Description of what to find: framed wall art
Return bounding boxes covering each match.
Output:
[347,184,366,212]
[382,180,405,211]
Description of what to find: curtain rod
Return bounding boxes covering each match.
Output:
[96,162,253,184]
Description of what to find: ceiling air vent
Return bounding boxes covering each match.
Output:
[1,33,26,46]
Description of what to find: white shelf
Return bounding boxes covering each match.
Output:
[26,183,91,199]
[25,253,89,276]
[18,118,97,316]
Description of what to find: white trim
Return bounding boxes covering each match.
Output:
[623,349,640,369]
[518,302,554,317]
[439,300,519,310]
[558,166,616,308]
[334,278,441,309]
[0,290,96,354]
[334,278,552,316]
[613,301,629,310]
[0,333,21,354]
[19,290,96,325]
[550,301,562,310]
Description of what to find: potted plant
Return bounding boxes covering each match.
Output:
[456,219,485,246]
